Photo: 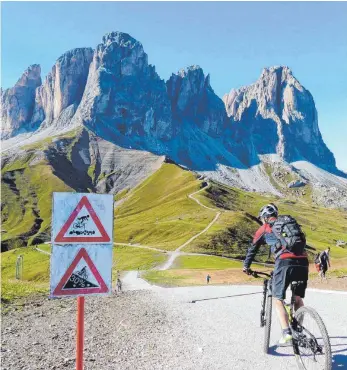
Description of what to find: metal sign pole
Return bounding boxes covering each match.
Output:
[16,255,23,280]
[76,296,85,370]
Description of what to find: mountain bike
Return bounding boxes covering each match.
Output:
[251,270,332,370]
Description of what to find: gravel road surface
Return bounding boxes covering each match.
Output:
[2,276,347,369]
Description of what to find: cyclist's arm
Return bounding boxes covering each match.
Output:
[243,225,266,269]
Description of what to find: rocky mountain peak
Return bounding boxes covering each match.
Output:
[223,66,336,171]
[1,64,42,139]
[260,65,292,79]
[2,32,346,209]
[94,31,148,77]
[73,32,173,141]
[102,31,140,49]
[31,47,93,129]
[15,64,42,88]
[167,65,226,137]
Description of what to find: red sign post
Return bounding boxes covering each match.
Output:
[76,297,85,370]
[51,193,114,370]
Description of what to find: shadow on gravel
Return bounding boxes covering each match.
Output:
[190,291,262,303]
[268,346,294,357]
[268,336,347,368]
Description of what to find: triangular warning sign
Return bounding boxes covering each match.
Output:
[53,248,108,296]
[55,196,110,243]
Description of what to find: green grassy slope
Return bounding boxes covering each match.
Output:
[115,163,216,250]
[173,255,243,269]
[1,245,166,302]
[1,163,72,250]
[1,247,51,302]
[1,128,90,250]
[113,245,166,271]
[185,182,347,260]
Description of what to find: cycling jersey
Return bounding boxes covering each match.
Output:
[243,217,307,269]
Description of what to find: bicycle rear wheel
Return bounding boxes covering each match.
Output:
[293,306,332,370]
[263,295,272,354]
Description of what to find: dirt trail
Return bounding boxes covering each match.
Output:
[157,182,222,270]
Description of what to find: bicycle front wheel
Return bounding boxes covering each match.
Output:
[293,306,332,370]
[263,295,272,354]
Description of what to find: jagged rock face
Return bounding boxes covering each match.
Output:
[2,32,345,210]
[1,65,42,139]
[74,32,173,141]
[167,66,227,137]
[223,66,336,171]
[31,48,93,128]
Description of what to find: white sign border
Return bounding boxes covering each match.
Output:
[51,192,114,245]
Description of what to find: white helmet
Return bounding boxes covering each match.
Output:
[259,203,278,219]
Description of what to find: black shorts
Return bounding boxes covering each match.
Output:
[320,263,328,273]
[272,258,309,300]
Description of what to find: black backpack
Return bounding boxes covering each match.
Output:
[272,215,306,255]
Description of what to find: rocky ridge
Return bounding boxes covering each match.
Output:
[1,65,42,139]
[223,66,336,172]
[1,32,346,209]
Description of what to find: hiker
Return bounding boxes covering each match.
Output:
[116,277,122,293]
[206,274,211,284]
[318,248,331,281]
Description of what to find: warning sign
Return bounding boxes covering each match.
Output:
[52,193,113,244]
[50,244,112,298]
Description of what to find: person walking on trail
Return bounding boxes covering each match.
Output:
[206,274,211,284]
[318,248,331,281]
[116,277,122,293]
[242,203,309,347]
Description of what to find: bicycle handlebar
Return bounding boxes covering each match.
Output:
[248,269,272,278]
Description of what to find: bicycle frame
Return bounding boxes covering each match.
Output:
[260,273,272,327]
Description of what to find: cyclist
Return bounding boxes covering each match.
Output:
[243,204,309,346]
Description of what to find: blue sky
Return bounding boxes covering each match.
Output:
[2,2,346,170]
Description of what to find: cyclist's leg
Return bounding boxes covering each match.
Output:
[289,260,308,312]
[273,260,291,330]
[275,299,289,329]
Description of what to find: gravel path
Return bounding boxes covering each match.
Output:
[158,182,221,271]
[2,278,347,370]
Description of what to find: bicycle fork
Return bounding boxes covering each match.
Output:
[260,279,268,327]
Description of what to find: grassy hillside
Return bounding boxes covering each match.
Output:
[1,245,166,302]
[173,255,243,269]
[1,164,72,250]
[184,182,347,260]
[2,136,347,301]
[2,151,347,259]
[115,163,216,250]
[1,247,51,302]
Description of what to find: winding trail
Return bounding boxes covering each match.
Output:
[114,242,166,253]
[158,182,222,270]
[34,247,51,256]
